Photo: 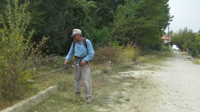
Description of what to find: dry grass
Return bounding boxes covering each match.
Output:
[0,101,11,111]
[193,60,200,65]
[0,44,135,111]
[136,51,173,64]
[94,45,122,64]
[0,61,111,111]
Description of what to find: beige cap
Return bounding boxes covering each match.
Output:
[70,29,81,37]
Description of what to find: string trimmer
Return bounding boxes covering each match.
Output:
[31,55,105,79]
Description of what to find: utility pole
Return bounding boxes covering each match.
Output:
[168,25,171,51]
[168,25,169,43]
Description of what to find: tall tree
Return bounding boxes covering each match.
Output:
[110,0,172,50]
[92,0,125,28]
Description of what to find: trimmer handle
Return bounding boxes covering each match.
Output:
[79,61,83,66]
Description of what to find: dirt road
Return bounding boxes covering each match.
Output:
[93,51,200,112]
[150,51,200,112]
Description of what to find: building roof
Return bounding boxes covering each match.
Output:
[161,34,171,40]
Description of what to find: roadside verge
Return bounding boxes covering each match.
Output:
[0,67,112,112]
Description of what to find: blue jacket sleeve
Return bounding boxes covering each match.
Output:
[83,40,95,62]
[65,43,74,61]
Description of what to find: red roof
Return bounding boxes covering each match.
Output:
[161,34,171,40]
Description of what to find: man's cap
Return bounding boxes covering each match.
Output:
[70,29,81,37]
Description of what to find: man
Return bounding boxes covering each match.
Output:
[64,29,94,103]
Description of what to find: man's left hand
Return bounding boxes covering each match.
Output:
[80,61,86,66]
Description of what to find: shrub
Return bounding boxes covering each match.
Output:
[94,42,135,66]
[192,48,199,58]
[162,46,170,51]
[0,0,48,103]
[94,44,121,64]
[154,42,163,51]
[164,43,169,47]
[120,42,135,62]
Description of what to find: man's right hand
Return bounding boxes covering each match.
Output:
[64,61,68,66]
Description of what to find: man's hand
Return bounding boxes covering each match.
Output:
[80,61,86,66]
[64,61,68,66]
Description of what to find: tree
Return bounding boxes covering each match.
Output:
[109,0,172,51]
[92,0,125,28]
[24,0,97,55]
[171,27,199,56]
[0,0,173,55]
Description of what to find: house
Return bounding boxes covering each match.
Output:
[161,34,171,44]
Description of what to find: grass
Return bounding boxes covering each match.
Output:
[193,60,200,65]
[28,72,112,112]
[28,65,138,112]
[0,51,173,111]
[182,52,200,65]
[136,51,173,64]
[124,98,131,102]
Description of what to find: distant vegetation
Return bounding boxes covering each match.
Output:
[171,27,200,57]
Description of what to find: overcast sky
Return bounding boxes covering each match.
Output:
[167,0,200,33]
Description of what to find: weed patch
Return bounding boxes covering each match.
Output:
[193,60,200,65]
[124,98,131,102]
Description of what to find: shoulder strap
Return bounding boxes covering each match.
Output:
[73,40,76,52]
[83,37,87,49]
[73,37,88,54]
[73,40,76,53]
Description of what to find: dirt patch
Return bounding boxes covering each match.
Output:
[92,69,160,112]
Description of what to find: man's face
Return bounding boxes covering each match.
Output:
[73,34,80,41]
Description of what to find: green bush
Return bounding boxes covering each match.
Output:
[192,48,199,58]
[0,0,48,103]
[162,46,170,51]
[154,42,163,51]
[164,43,169,47]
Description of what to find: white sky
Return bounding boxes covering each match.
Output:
[167,0,200,33]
